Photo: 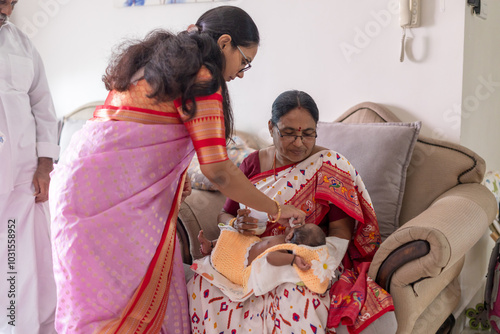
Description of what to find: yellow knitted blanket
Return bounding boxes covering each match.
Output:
[211,229,260,286]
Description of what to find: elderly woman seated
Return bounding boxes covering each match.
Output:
[188,90,396,333]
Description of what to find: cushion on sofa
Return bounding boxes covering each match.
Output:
[316,121,421,240]
[331,101,487,228]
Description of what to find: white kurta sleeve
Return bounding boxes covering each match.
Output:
[28,46,59,160]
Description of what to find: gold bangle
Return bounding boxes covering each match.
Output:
[267,200,281,223]
[228,217,237,227]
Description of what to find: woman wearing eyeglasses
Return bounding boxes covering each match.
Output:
[49,6,306,333]
[188,90,395,333]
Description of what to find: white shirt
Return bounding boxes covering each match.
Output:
[0,21,59,194]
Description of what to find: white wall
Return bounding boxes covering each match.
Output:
[461,0,500,171]
[11,0,499,169]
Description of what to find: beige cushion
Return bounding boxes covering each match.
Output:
[316,121,421,239]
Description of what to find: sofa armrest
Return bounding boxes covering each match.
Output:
[368,183,497,287]
[177,189,226,263]
[374,240,430,292]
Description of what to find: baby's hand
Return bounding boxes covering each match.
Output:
[293,255,311,271]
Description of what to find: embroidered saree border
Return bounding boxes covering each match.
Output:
[247,158,376,238]
[98,171,188,334]
[97,73,228,165]
[174,93,228,165]
[93,105,182,124]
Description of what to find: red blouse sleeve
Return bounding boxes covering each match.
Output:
[175,68,228,165]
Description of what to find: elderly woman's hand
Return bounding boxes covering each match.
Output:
[233,208,259,235]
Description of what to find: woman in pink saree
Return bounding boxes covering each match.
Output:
[188,90,395,334]
[49,7,305,333]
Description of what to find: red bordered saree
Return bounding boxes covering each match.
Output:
[50,70,227,333]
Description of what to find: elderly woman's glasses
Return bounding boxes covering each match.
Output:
[236,46,252,73]
[276,127,317,143]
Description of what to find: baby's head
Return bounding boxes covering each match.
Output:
[287,224,326,247]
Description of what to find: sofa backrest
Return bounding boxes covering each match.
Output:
[58,101,103,160]
[400,133,485,224]
[334,102,486,228]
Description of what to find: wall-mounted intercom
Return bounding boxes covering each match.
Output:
[400,0,420,28]
[399,0,420,62]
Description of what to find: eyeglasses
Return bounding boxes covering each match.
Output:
[275,127,317,143]
[236,45,252,73]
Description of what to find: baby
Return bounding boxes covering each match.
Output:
[198,224,326,286]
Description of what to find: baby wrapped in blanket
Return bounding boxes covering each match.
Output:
[196,223,347,296]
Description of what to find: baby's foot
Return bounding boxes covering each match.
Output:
[197,230,212,256]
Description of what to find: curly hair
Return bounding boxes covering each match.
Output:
[102,6,259,141]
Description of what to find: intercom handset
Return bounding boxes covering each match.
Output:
[399,0,421,62]
[400,0,420,28]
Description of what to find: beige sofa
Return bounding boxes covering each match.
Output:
[177,102,498,333]
[57,100,498,333]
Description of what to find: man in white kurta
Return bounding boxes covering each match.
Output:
[0,2,59,332]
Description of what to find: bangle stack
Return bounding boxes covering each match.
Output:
[267,200,281,223]
[228,217,237,227]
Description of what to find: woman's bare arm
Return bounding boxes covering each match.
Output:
[218,209,238,225]
[201,160,305,223]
